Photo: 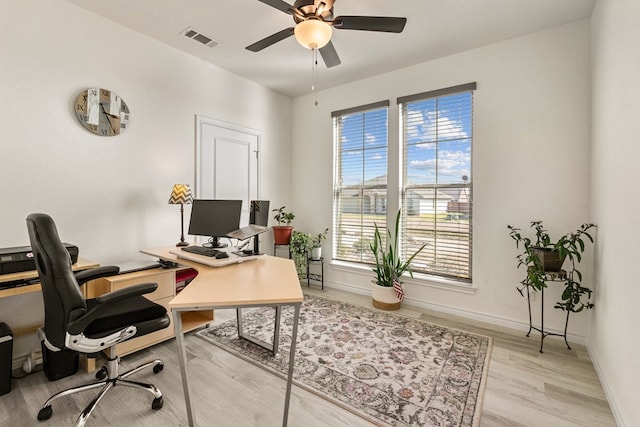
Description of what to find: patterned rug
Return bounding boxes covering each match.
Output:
[196,294,491,426]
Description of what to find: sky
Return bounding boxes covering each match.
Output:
[338,91,473,187]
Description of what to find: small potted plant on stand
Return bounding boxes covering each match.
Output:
[370,210,426,310]
[272,206,295,245]
[309,228,329,261]
[507,221,596,312]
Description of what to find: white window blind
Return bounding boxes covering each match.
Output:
[332,101,389,264]
[398,83,475,282]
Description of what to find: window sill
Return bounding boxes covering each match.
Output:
[330,259,476,295]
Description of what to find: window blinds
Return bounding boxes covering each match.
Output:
[332,101,389,264]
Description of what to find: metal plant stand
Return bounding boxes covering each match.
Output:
[525,270,572,353]
[306,257,324,289]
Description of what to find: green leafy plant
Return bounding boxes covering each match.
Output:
[370,210,427,287]
[507,221,596,312]
[290,231,311,276]
[272,206,295,225]
[290,227,329,275]
[310,228,329,248]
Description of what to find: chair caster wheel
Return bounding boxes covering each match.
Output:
[95,366,108,380]
[37,405,53,421]
[152,396,163,410]
[153,362,164,374]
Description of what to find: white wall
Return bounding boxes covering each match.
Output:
[590,1,640,425]
[292,21,593,337]
[0,0,292,357]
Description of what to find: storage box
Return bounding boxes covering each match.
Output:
[41,341,78,381]
[0,323,13,395]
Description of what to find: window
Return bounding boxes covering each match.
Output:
[332,101,389,264]
[398,83,475,281]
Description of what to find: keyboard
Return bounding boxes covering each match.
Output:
[181,246,221,257]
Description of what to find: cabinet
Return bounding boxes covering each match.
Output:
[87,267,213,362]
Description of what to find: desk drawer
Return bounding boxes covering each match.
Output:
[100,270,175,301]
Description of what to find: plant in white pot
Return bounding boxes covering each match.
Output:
[370,210,426,310]
[309,228,328,260]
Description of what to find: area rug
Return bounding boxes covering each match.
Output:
[196,294,492,426]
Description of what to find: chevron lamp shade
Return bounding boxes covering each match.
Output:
[168,184,193,205]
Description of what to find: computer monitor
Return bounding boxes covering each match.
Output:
[188,199,242,248]
[250,200,270,226]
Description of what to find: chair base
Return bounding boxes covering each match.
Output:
[37,347,164,427]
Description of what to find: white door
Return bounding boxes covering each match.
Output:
[195,116,260,226]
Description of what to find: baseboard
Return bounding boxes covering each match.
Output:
[325,280,588,346]
[587,345,626,426]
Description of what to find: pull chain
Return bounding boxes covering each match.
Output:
[312,48,318,106]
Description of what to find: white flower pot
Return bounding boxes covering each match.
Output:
[310,247,322,260]
[371,280,402,310]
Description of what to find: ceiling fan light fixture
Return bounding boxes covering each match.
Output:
[294,19,332,49]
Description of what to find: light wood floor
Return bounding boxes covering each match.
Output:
[0,287,616,426]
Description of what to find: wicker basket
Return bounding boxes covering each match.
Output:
[532,247,566,272]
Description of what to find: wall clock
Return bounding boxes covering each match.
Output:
[74,88,130,136]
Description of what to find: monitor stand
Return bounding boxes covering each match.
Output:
[252,234,264,255]
[233,235,264,257]
[203,236,227,249]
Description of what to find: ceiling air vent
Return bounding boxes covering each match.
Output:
[181,27,218,48]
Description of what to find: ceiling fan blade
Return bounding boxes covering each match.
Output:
[319,41,341,68]
[333,16,407,33]
[258,0,295,15]
[245,27,295,52]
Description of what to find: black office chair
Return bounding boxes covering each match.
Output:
[26,213,171,426]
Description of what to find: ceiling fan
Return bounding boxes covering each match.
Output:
[245,0,407,68]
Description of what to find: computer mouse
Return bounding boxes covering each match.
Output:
[215,252,229,259]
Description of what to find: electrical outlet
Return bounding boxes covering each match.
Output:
[31,349,43,366]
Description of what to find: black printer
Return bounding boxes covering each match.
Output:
[0,244,79,275]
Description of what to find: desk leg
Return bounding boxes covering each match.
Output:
[283,303,301,427]
[237,306,282,356]
[173,310,195,427]
[273,306,282,356]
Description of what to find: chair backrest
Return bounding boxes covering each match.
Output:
[26,213,86,349]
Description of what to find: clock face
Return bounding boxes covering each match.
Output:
[74,88,130,136]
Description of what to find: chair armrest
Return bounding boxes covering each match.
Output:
[67,282,157,335]
[74,266,120,286]
[95,282,157,304]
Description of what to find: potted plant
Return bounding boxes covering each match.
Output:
[290,231,311,277]
[370,210,427,310]
[507,221,596,312]
[309,228,329,260]
[272,206,295,245]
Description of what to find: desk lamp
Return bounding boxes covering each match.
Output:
[168,184,192,247]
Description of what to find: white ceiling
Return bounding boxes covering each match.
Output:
[65,0,595,98]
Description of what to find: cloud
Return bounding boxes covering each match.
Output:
[409,148,470,180]
[405,110,468,144]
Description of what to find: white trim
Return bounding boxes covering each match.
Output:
[330,259,477,295]
[587,346,626,426]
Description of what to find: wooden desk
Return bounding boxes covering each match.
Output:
[141,247,303,427]
[0,258,99,336]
